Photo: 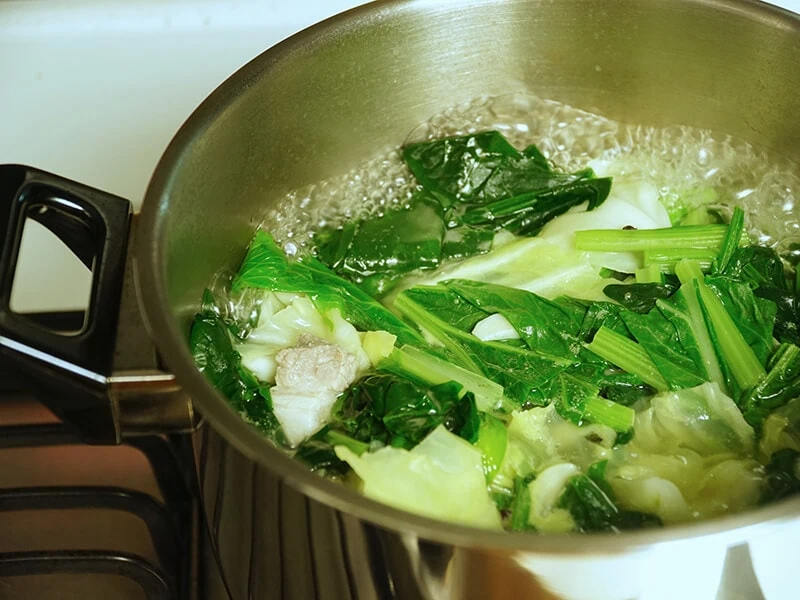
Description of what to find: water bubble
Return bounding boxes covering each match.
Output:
[260,92,799,253]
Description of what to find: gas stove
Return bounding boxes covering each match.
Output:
[1,1,800,599]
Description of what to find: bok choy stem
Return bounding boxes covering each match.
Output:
[379,345,505,412]
[582,396,636,433]
[586,326,669,392]
[676,259,766,392]
[574,224,745,252]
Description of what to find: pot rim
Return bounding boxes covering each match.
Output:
[136,0,800,553]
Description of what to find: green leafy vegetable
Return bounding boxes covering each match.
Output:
[331,373,479,449]
[394,285,571,407]
[190,307,283,440]
[762,449,800,502]
[234,231,423,346]
[559,470,662,532]
[402,131,610,230]
[555,374,635,435]
[315,192,446,297]
[602,282,677,314]
[586,326,668,392]
[379,345,505,412]
[743,344,800,429]
[574,224,743,252]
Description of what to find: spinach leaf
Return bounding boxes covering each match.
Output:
[399,285,489,333]
[720,245,798,345]
[189,310,283,439]
[705,276,776,367]
[445,279,585,358]
[619,291,711,391]
[721,246,789,290]
[558,464,662,532]
[743,344,800,429]
[294,429,360,477]
[395,286,571,407]
[402,131,547,208]
[402,131,611,236]
[331,373,479,449]
[602,283,677,314]
[446,281,653,407]
[757,287,800,345]
[762,449,800,503]
[315,191,447,297]
[461,177,612,237]
[233,230,423,346]
[442,225,495,261]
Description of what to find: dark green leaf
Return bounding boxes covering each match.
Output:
[445,279,585,358]
[394,287,571,408]
[705,276,776,368]
[756,287,800,345]
[400,285,490,333]
[620,289,712,390]
[332,373,478,447]
[189,312,283,439]
[233,231,423,346]
[603,283,677,314]
[315,192,446,297]
[402,131,611,236]
[743,344,800,429]
[461,177,612,237]
[559,473,662,532]
[762,449,800,503]
[721,246,789,291]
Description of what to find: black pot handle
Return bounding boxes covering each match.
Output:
[0,165,132,443]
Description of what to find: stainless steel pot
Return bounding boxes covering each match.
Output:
[1,0,799,598]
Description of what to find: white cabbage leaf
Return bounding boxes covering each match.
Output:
[336,425,502,529]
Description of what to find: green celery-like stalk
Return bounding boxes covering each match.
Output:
[574,224,746,252]
[586,326,669,392]
[697,285,766,391]
[380,345,505,412]
[325,430,370,455]
[635,264,664,284]
[393,292,483,373]
[643,248,716,273]
[510,477,533,532]
[671,264,728,393]
[676,259,765,392]
[715,207,745,274]
[583,396,636,434]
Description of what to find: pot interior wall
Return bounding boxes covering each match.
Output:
[153,0,800,335]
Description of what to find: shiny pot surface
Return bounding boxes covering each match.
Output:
[1,0,799,598]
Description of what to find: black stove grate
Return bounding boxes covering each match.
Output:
[0,421,195,599]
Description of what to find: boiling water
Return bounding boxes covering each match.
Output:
[264,92,800,262]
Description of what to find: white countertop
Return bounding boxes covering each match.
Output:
[0,0,798,312]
